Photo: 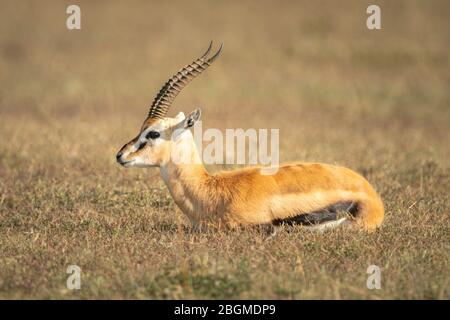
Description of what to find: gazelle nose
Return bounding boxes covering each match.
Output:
[116,152,123,162]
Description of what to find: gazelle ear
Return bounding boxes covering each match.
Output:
[184,109,202,128]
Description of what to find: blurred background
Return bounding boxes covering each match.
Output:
[0,0,448,299]
[1,0,449,168]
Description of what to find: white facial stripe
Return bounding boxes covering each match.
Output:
[140,123,167,140]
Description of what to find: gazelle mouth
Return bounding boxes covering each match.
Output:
[118,159,135,167]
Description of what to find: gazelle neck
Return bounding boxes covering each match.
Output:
[159,130,211,224]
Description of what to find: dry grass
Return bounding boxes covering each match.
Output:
[0,0,449,299]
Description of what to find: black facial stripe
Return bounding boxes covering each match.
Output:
[137,141,147,151]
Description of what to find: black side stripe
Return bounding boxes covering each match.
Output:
[272,201,359,226]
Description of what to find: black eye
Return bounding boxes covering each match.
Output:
[146,131,160,139]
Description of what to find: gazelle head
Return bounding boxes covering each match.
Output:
[116,42,222,168]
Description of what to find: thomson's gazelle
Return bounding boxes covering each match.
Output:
[116,42,384,231]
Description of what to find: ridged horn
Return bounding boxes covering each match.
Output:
[147,41,223,119]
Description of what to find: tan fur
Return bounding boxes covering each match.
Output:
[117,113,384,231]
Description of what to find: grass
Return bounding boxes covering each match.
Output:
[0,0,449,299]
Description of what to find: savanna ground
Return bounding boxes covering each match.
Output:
[0,0,449,299]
